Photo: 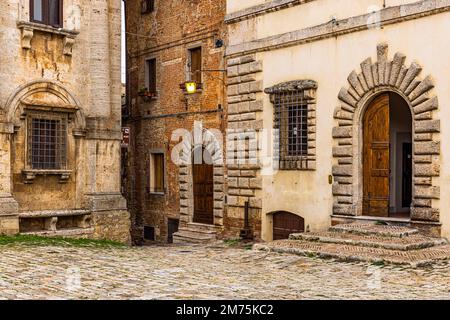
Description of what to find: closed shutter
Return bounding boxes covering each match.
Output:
[147,59,157,94]
[190,47,202,84]
[153,154,164,193]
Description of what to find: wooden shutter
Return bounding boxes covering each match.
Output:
[153,154,164,193]
[147,59,157,94]
[190,47,202,84]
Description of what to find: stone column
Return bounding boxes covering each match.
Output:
[82,1,131,243]
[0,122,19,235]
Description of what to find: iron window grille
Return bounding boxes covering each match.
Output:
[27,113,68,170]
[265,80,317,170]
[141,0,155,14]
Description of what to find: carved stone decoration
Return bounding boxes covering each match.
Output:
[332,43,441,223]
[17,21,79,56]
[63,36,76,56]
[20,27,34,49]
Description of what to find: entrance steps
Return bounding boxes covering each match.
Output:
[173,223,218,244]
[254,223,450,267]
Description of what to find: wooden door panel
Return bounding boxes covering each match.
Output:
[193,162,214,225]
[273,212,305,240]
[363,94,390,217]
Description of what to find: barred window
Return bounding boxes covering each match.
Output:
[141,0,155,14]
[266,80,317,170]
[27,114,67,170]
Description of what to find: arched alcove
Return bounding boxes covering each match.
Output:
[332,44,440,224]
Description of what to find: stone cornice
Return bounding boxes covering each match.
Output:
[226,0,450,57]
[225,0,316,24]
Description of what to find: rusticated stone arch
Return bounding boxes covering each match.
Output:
[332,43,441,224]
[177,125,225,228]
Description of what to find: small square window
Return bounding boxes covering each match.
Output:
[141,0,155,14]
[143,226,155,240]
[149,153,165,194]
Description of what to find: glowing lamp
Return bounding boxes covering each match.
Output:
[185,82,197,94]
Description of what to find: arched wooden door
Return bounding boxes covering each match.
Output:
[192,147,214,225]
[363,94,390,217]
[273,212,305,240]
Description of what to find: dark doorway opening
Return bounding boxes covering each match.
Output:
[167,219,179,244]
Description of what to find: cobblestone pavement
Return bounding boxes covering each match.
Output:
[1,243,450,300]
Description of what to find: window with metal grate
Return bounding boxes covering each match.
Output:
[27,113,68,170]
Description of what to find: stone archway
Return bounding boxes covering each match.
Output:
[332,44,440,226]
[177,123,225,228]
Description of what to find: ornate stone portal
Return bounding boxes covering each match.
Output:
[332,44,441,232]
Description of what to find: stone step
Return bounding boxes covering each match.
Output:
[21,227,94,238]
[173,229,217,244]
[330,223,419,238]
[254,240,450,267]
[290,232,447,251]
[187,223,219,234]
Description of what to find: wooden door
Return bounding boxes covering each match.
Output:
[193,162,214,225]
[273,212,305,240]
[363,94,390,217]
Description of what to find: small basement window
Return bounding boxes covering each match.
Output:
[141,0,155,14]
[144,226,155,241]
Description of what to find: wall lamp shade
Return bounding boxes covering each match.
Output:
[185,82,197,94]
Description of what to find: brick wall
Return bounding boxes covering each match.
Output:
[124,0,227,243]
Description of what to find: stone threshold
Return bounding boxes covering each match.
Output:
[331,214,411,224]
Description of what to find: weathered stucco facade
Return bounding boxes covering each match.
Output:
[0,0,130,243]
[225,0,450,241]
[123,0,227,243]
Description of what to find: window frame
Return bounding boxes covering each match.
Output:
[30,0,63,28]
[141,0,155,14]
[145,58,157,95]
[265,80,317,171]
[149,151,166,195]
[188,46,203,85]
[26,111,68,171]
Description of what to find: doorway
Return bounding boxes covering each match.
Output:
[192,146,214,225]
[273,212,305,240]
[362,92,412,218]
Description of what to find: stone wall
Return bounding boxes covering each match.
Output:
[0,0,130,243]
[225,54,264,239]
[124,0,227,243]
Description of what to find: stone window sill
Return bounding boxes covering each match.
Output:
[17,21,79,56]
[22,169,72,184]
[149,192,165,196]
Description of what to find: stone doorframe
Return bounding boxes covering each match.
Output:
[177,125,225,228]
[332,44,441,225]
